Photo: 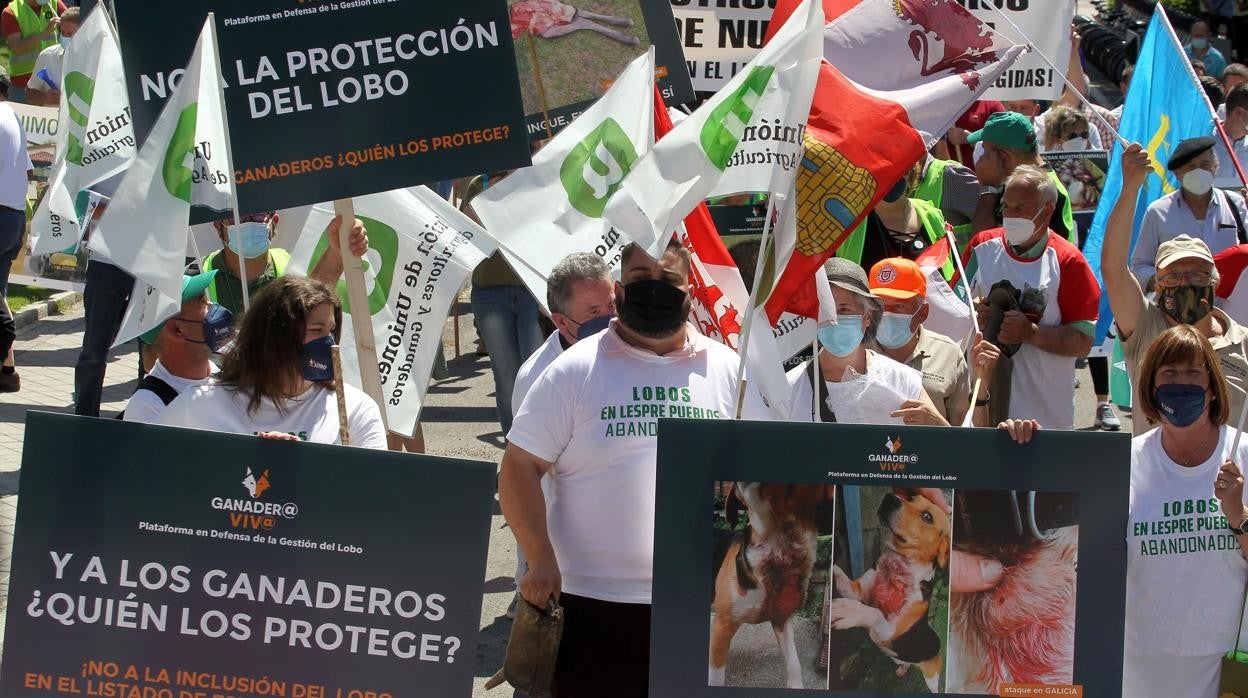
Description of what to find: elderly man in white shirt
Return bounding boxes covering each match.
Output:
[1132,136,1248,290]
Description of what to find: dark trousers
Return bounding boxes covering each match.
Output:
[73,260,133,416]
[553,594,651,698]
[0,207,26,362]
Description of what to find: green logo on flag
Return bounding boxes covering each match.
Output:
[162,105,198,204]
[700,65,774,171]
[309,215,398,315]
[63,72,94,166]
[559,118,638,218]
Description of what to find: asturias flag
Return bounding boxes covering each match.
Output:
[1082,4,1213,343]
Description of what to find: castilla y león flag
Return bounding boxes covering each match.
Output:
[761,0,1025,323]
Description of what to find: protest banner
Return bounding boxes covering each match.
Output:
[288,188,497,438]
[111,0,531,218]
[1041,149,1109,212]
[651,418,1129,696]
[671,1,773,92]
[1,411,496,697]
[959,0,1076,101]
[509,0,692,138]
[706,201,766,236]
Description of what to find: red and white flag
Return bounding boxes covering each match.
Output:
[761,0,1026,323]
[1217,244,1248,326]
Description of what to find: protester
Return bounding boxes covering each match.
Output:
[744,257,949,426]
[499,240,739,697]
[73,188,135,416]
[912,139,980,241]
[202,211,368,316]
[1039,105,1092,153]
[122,272,231,424]
[1131,136,1248,289]
[1052,30,1117,148]
[838,162,957,277]
[463,172,544,435]
[1226,62,1248,93]
[1214,84,1248,188]
[1103,143,1248,436]
[867,257,977,425]
[1,0,64,103]
[964,166,1100,431]
[945,99,1004,169]
[0,68,28,393]
[159,276,386,448]
[24,4,73,107]
[969,112,1077,243]
[1187,20,1230,84]
[1193,59,1209,78]
[1202,73,1227,110]
[1123,324,1248,698]
[1108,64,1134,126]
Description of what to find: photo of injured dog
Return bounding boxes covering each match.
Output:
[945,490,1079,694]
[708,482,836,689]
[827,487,951,693]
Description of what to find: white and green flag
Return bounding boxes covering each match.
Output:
[91,17,233,345]
[604,0,823,258]
[289,187,497,438]
[471,49,654,311]
[29,7,136,257]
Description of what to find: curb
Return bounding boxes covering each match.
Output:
[14,291,81,330]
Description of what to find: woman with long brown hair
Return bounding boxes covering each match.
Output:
[159,276,386,448]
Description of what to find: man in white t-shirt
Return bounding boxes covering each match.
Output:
[25,5,74,107]
[963,165,1100,430]
[0,67,31,394]
[499,240,738,698]
[123,271,230,424]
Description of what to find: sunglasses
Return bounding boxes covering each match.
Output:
[1066,131,1090,140]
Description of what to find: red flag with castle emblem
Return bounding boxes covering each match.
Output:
[653,89,749,351]
[761,0,1025,323]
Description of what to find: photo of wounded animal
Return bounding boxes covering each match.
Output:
[708,482,836,689]
[827,487,951,693]
[946,490,1078,694]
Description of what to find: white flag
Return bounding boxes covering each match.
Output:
[29,7,136,257]
[91,17,232,345]
[472,50,654,312]
[289,187,498,438]
[604,0,823,259]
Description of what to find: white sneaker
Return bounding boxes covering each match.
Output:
[1096,402,1121,431]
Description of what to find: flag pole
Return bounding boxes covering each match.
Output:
[526,34,555,140]
[982,3,1129,150]
[940,224,984,427]
[205,12,250,313]
[333,197,390,432]
[811,335,819,422]
[732,193,780,419]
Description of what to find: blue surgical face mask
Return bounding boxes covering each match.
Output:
[817,316,865,358]
[1154,383,1208,428]
[59,36,70,50]
[876,311,918,349]
[300,335,335,382]
[226,221,271,259]
[1192,37,1209,50]
[572,314,613,340]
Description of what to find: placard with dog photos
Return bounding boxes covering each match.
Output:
[651,418,1129,697]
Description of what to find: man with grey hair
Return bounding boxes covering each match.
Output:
[963,164,1101,430]
[1132,136,1248,290]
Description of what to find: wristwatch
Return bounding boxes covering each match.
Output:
[1231,518,1248,536]
[980,185,1001,196]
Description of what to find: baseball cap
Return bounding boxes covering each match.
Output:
[139,271,218,345]
[868,258,927,300]
[966,112,1037,151]
[823,257,874,300]
[1155,234,1215,270]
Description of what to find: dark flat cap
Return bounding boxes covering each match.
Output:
[1168,136,1216,171]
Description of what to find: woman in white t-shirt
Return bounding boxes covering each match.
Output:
[754,257,948,425]
[1124,324,1248,698]
[159,276,386,449]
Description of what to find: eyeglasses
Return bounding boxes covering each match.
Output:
[237,213,272,224]
[1155,270,1213,287]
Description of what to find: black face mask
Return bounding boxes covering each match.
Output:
[618,279,689,338]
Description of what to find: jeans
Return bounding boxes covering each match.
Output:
[0,207,25,362]
[73,260,133,416]
[470,284,544,434]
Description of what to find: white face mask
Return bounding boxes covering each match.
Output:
[58,36,69,49]
[1181,168,1215,196]
[1003,209,1044,246]
[1061,137,1088,151]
